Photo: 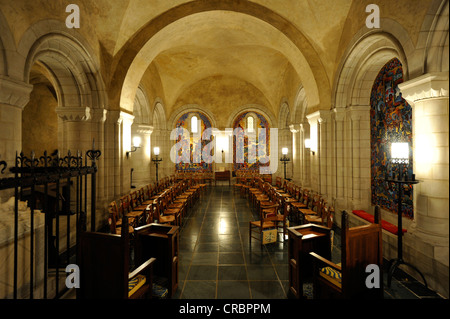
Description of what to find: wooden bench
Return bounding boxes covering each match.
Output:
[310,209,383,299]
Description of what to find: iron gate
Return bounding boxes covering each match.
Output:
[0,145,100,299]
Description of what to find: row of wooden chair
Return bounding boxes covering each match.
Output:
[175,170,214,184]
[237,176,335,246]
[107,175,206,236]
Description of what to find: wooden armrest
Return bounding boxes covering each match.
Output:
[129,257,156,280]
[309,252,341,271]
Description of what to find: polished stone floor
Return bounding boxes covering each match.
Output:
[173,184,444,300]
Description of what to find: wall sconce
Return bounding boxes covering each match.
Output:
[280,147,290,180]
[152,146,163,184]
[305,138,314,155]
[126,136,141,158]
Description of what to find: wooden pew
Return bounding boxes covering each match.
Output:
[310,209,383,299]
[78,217,156,299]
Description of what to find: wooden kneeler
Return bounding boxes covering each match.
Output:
[78,216,156,299]
[310,209,383,299]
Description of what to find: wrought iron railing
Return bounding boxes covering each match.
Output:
[0,145,100,299]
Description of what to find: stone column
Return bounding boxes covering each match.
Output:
[306,111,320,192]
[278,127,292,179]
[130,124,153,187]
[398,72,449,296]
[55,106,91,153]
[289,124,300,183]
[299,121,311,187]
[399,72,449,247]
[0,77,33,201]
[120,112,135,194]
[347,106,371,211]
[306,110,331,195]
[318,110,332,197]
[331,108,346,209]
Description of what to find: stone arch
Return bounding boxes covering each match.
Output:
[422,0,449,73]
[133,85,151,125]
[278,101,291,129]
[292,86,308,124]
[22,36,106,112]
[168,104,217,130]
[112,0,330,114]
[0,10,15,76]
[226,104,275,129]
[152,99,167,130]
[333,29,409,109]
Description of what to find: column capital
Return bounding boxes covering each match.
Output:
[90,108,108,123]
[0,76,33,109]
[347,105,370,120]
[107,110,135,125]
[289,124,299,134]
[306,109,332,124]
[399,72,449,104]
[136,124,154,135]
[332,107,347,122]
[56,106,91,122]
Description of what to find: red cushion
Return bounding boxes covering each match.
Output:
[352,210,407,235]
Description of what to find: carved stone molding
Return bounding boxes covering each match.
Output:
[136,124,154,135]
[90,108,108,123]
[289,124,299,134]
[0,76,33,108]
[399,72,449,104]
[347,105,370,121]
[56,106,91,122]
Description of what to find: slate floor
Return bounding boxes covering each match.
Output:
[173,184,445,300]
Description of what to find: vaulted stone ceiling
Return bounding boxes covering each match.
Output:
[0,0,433,127]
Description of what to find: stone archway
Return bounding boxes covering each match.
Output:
[111,1,330,117]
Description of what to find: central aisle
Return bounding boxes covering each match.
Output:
[174,184,290,299]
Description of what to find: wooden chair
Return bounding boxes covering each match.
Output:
[78,217,156,299]
[249,204,277,247]
[120,194,146,226]
[310,209,383,299]
[152,195,176,225]
[265,194,290,241]
[108,204,134,236]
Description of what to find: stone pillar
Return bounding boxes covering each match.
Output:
[151,128,171,182]
[318,111,332,197]
[55,106,92,153]
[306,112,320,191]
[130,124,153,187]
[399,72,449,247]
[278,127,292,179]
[0,77,33,201]
[120,112,135,194]
[398,72,449,297]
[306,110,331,195]
[331,108,346,209]
[289,124,300,183]
[299,121,311,187]
[347,106,371,211]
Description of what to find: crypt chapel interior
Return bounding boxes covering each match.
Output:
[0,0,448,301]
